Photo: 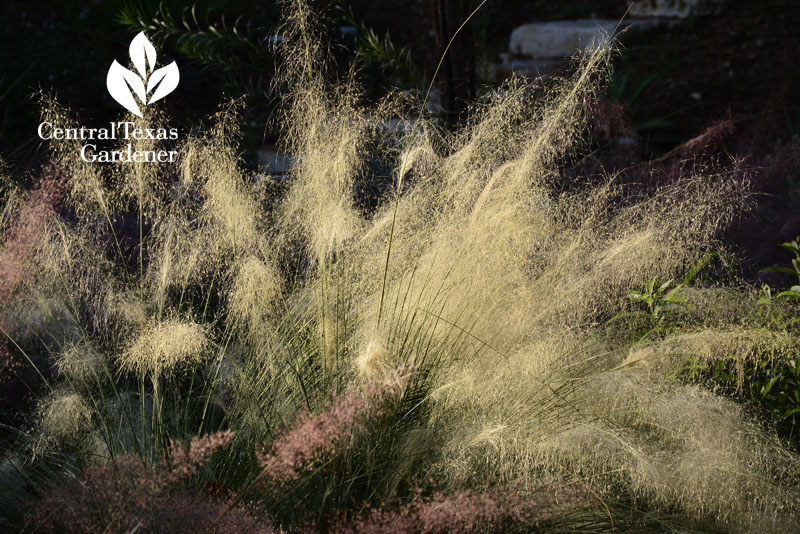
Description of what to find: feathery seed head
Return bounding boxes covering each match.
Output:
[120,320,208,376]
[357,340,390,380]
[36,391,93,447]
[228,255,280,340]
[56,341,104,384]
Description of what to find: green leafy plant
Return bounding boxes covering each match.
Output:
[626,278,688,325]
[683,348,800,448]
[609,71,656,108]
[763,235,800,299]
[117,1,422,99]
[612,251,716,340]
[756,283,800,331]
[334,1,420,89]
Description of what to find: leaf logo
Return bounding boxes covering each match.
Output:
[106,32,179,118]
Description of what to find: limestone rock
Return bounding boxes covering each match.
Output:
[509,19,619,59]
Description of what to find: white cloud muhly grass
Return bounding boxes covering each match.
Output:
[56,341,104,384]
[228,255,281,342]
[120,320,208,376]
[34,392,95,456]
[271,12,798,529]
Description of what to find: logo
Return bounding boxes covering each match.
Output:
[106,32,179,118]
[37,32,181,163]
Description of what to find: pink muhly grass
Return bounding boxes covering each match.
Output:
[257,373,409,486]
[330,490,521,534]
[0,164,65,305]
[677,115,735,159]
[22,431,271,534]
[257,389,374,485]
[166,429,236,481]
[330,485,593,534]
[0,165,65,384]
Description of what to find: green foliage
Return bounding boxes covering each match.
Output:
[674,237,800,448]
[756,284,800,331]
[762,235,800,299]
[116,2,280,99]
[609,71,656,108]
[683,346,800,446]
[117,1,423,99]
[626,278,688,324]
[612,251,716,340]
[335,1,420,89]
